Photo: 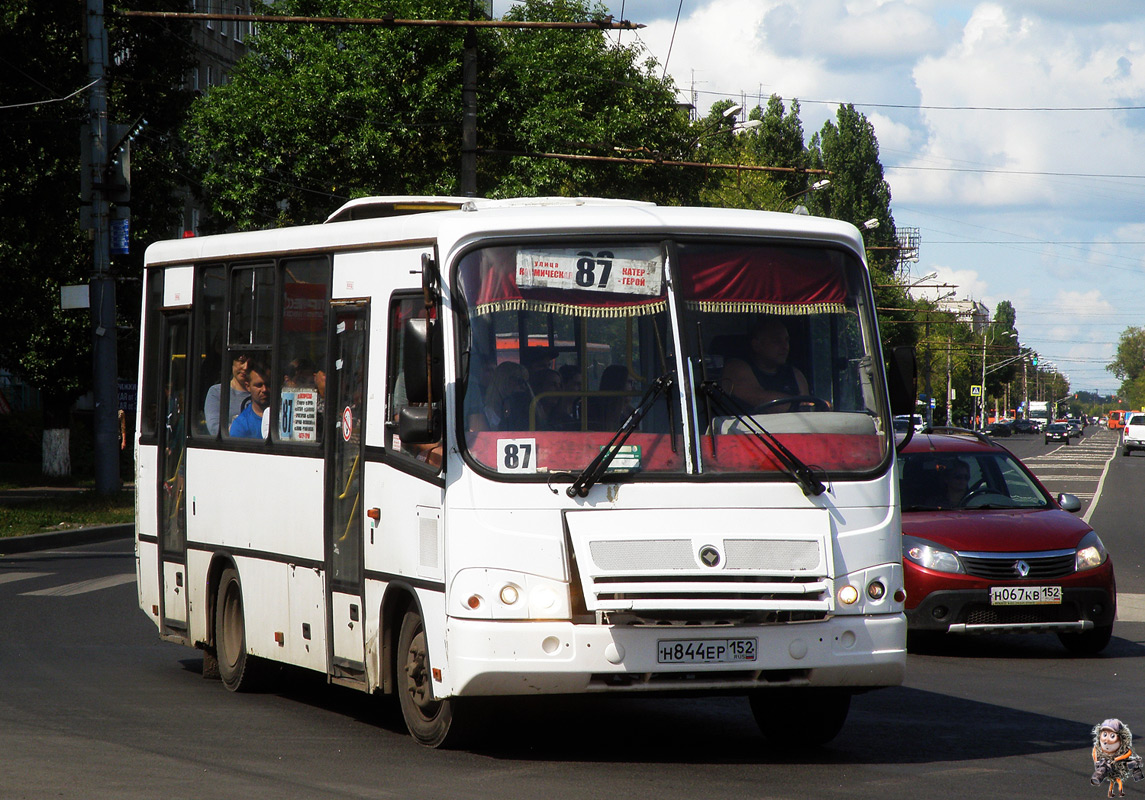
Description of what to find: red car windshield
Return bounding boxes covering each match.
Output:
[899,450,1050,511]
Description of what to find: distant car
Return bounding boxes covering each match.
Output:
[1012,419,1038,434]
[1123,413,1145,456]
[1067,420,1082,437]
[986,421,1012,437]
[1044,422,1071,444]
[894,414,926,434]
[898,430,1115,654]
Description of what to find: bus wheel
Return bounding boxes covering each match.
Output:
[215,567,261,692]
[397,607,456,747]
[749,688,851,747]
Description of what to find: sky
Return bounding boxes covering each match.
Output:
[503,1,1145,398]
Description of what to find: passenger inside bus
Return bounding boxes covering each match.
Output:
[284,357,316,388]
[588,364,637,430]
[468,361,532,431]
[557,364,583,427]
[529,367,568,430]
[719,316,809,411]
[203,352,251,436]
[229,360,271,438]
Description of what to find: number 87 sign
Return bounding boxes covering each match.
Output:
[497,438,537,474]
[516,247,663,297]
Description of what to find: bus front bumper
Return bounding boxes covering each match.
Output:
[440,613,905,697]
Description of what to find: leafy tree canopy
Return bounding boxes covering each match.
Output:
[0,0,193,417]
[187,0,698,229]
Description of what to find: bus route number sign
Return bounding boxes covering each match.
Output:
[516,247,663,296]
[497,438,537,474]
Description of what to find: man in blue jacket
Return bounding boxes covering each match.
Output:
[229,360,271,439]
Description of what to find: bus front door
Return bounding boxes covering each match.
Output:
[157,313,189,636]
[326,302,369,681]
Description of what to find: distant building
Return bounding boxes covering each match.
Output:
[937,298,989,333]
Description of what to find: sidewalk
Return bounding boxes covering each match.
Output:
[0,485,134,555]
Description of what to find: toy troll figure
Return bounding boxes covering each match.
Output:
[1092,719,1145,797]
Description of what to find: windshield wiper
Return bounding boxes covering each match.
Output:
[567,373,674,498]
[698,381,827,497]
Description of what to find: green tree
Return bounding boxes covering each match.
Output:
[1109,326,1145,407]
[486,0,699,203]
[743,95,809,201]
[807,104,895,246]
[985,300,1020,395]
[807,104,908,347]
[186,0,698,229]
[0,0,192,423]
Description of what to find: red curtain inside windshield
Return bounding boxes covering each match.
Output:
[678,246,849,315]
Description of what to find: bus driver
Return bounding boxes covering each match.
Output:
[720,316,809,410]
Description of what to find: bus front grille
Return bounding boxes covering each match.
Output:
[565,510,836,615]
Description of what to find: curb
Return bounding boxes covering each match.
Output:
[0,523,134,555]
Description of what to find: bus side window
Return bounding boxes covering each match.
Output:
[193,264,226,436]
[139,268,165,438]
[221,264,273,440]
[385,295,442,470]
[275,257,329,445]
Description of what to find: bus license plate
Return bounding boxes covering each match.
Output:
[657,638,757,664]
[990,586,1062,605]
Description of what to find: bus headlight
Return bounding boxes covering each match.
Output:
[833,563,904,614]
[451,568,571,620]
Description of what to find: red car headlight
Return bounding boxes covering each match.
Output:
[903,534,964,574]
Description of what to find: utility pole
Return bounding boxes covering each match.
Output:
[945,332,952,426]
[461,2,478,195]
[84,0,121,494]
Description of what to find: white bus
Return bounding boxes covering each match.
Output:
[135,196,915,747]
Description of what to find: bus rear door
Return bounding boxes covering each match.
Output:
[156,312,190,637]
[326,301,369,682]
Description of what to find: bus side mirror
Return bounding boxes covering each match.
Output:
[403,317,430,405]
[887,346,917,417]
[398,405,439,445]
[421,253,439,306]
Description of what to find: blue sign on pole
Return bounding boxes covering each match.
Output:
[111,218,129,255]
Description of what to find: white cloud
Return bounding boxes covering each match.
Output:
[896,4,1145,210]
[585,0,1145,393]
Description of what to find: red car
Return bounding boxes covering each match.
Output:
[899,429,1115,654]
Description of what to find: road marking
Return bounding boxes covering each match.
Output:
[1035,476,1103,482]
[22,573,135,597]
[1118,594,1145,623]
[1083,443,1119,525]
[0,571,51,585]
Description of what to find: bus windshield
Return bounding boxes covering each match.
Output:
[455,239,888,479]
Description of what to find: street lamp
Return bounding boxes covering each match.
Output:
[785,179,830,201]
[688,105,757,150]
[863,218,880,230]
[786,178,830,214]
[979,327,1015,429]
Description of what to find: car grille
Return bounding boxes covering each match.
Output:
[957,551,1076,579]
[964,603,1079,625]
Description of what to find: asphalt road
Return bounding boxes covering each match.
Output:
[2,427,1143,799]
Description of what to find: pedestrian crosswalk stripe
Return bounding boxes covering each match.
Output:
[0,571,50,585]
[1117,594,1145,623]
[22,573,135,597]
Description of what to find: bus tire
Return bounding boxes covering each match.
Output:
[215,567,262,692]
[749,688,850,747]
[397,606,457,747]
